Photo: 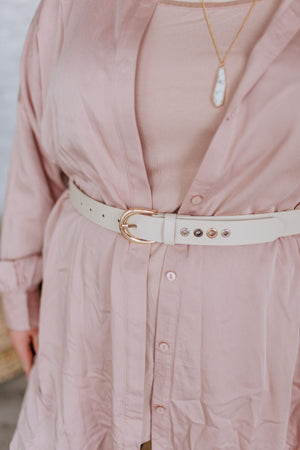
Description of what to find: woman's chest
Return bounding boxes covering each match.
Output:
[40,0,300,215]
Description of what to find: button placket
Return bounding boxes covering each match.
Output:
[151,246,185,446]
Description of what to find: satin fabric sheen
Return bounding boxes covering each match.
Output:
[136,0,284,443]
[0,0,300,448]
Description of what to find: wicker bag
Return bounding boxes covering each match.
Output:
[0,295,23,383]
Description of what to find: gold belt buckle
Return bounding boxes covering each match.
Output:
[119,208,158,244]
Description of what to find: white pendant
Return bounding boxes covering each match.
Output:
[212,65,226,108]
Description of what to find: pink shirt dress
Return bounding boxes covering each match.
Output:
[0,0,299,448]
[136,0,283,443]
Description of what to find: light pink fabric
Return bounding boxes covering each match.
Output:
[135,0,285,443]
[0,0,299,448]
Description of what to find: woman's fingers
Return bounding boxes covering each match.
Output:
[7,328,35,379]
[15,331,33,378]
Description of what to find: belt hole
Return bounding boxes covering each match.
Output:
[221,229,231,237]
[180,227,190,237]
[206,228,218,238]
[194,228,203,237]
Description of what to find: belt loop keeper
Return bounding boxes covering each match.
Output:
[163,213,177,245]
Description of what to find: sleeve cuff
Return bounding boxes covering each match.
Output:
[0,254,42,292]
[1,286,41,331]
[0,254,42,330]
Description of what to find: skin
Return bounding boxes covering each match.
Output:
[7,327,39,379]
[6,0,251,380]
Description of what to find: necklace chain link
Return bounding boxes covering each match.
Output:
[201,0,259,65]
[201,0,258,107]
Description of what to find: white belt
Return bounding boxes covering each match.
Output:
[68,179,300,246]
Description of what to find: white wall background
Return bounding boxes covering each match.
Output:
[0,0,39,217]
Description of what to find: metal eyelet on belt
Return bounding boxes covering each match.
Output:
[221,229,231,238]
[194,228,203,237]
[180,227,190,237]
[206,228,218,238]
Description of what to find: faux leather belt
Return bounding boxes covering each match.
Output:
[68,179,300,246]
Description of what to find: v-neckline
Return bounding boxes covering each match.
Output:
[113,0,300,216]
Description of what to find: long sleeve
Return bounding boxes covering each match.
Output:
[0,0,67,331]
[286,326,300,448]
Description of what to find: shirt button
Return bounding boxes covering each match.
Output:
[159,341,169,352]
[156,405,166,414]
[191,195,203,205]
[166,271,176,281]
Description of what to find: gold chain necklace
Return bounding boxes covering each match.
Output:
[201,0,259,108]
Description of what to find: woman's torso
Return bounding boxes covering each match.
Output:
[135,0,283,443]
[135,0,282,214]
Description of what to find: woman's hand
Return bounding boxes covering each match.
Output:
[7,327,39,379]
